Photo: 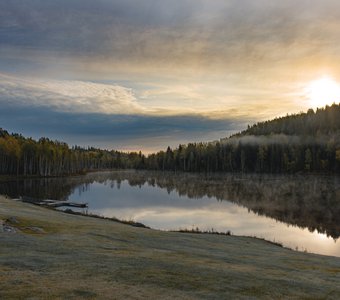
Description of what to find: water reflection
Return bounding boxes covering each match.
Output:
[1,171,339,256]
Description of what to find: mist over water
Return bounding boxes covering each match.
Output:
[1,170,339,256]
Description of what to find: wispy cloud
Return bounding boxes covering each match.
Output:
[0,73,145,114]
[2,0,338,116]
[2,0,340,73]
[0,72,300,122]
[0,74,245,152]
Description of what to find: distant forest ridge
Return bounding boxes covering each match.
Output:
[0,104,339,176]
[231,103,340,137]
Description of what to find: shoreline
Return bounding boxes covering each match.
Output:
[1,169,339,183]
[6,195,335,257]
[62,208,288,250]
[20,197,290,251]
[1,195,340,298]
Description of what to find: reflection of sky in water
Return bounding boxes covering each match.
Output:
[67,179,340,257]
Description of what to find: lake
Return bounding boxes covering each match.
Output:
[1,170,340,257]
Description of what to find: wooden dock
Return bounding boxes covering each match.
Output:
[45,201,88,208]
[21,196,88,208]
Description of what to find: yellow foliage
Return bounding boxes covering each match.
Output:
[336,149,340,162]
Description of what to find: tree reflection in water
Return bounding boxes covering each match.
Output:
[1,171,339,239]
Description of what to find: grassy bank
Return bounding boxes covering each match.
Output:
[1,196,340,299]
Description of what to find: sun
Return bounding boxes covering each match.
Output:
[305,76,340,109]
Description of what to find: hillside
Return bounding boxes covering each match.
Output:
[146,104,340,173]
[233,103,340,138]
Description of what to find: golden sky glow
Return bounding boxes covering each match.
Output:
[305,77,340,109]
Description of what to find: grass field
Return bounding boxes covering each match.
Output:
[1,195,340,299]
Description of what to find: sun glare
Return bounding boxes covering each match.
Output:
[305,77,340,109]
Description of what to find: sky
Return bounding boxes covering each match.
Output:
[1,0,340,153]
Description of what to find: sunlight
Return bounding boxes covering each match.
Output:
[305,76,340,109]
[314,231,329,241]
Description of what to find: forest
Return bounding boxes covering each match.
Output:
[0,104,339,176]
[0,132,142,176]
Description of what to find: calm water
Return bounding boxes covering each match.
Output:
[1,170,340,257]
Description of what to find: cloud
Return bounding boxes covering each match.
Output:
[0,73,245,151]
[0,73,145,114]
[0,72,290,120]
[1,1,339,151]
[2,0,340,114]
[0,102,244,152]
[2,0,340,73]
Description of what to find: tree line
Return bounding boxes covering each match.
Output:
[0,104,339,176]
[0,130,143,176]
[143,104,340,173]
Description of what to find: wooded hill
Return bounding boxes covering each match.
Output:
[145,104,340,173]
[232,105,340,137]
[0,104,340,176]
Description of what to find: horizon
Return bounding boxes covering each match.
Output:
[1,1,340,152]
[1,103,337,155]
